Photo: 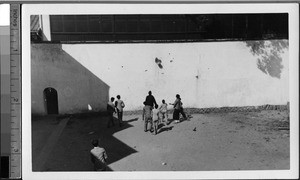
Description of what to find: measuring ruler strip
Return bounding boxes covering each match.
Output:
[10,4,22,179]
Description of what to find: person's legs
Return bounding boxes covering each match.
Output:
[162,111,168,125]
[162,112,167,124]
[158,112,161,124]
[176,109,181,123]
[120,111,123,121]
[159,113,163,124]
[149,118,153,132]
[117,110,123,127]
[163,111,166,121]
[107,113,114,128]
[173,109,180,122]
[180,108,187,119]
[172,110,176,120]
[144,118,148,132]
[111,114,115,126]
[153,121,158,135]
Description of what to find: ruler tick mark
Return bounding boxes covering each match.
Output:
[10,4,22,178]
[11,102,21,105]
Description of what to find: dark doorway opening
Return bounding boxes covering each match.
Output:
[44,87,59,114]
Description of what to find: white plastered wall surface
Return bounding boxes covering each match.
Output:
[63,41,289,109]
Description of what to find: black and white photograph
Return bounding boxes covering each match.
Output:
[22,3,298,180]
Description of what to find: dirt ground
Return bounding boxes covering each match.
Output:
[32,109,290,171]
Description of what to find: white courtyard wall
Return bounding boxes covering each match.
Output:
[31,40,289,114]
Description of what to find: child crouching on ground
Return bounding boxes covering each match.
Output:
[152,104,160,135]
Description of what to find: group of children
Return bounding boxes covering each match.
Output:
[143,93,187,135]
[142,99,168,135]
[106,95,125,128]
[92,92,187,171]
[106,91,187,135]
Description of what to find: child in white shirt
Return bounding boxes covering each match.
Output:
[115,95,125,127]
[152,104,160,135]
[90,139,108,171]
[159,99,168,125]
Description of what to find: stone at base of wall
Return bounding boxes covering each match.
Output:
[185,104,288,114]
[32,104,289,117]
[123,104,289,116]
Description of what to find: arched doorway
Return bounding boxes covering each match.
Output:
[44,87,58,114]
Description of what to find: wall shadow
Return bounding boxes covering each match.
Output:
[32,114,138,171]
[31,43,110,115]
[245,40,288,79]
[100,116,139,167]
[32,43,138,171]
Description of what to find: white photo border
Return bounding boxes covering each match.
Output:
[22,3,299,180]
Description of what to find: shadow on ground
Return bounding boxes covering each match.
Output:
[32,114,138,171]
[158,125,174,134]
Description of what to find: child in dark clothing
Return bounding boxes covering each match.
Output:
[170,94,187,123]
[107,97,116,128]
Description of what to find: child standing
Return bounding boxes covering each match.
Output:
[142,101,152,132]
[170,94,186,123]
[90,139,108,171]
[178,97,187,120]
[152,104,160,135]
[115,95,125,127]
[106,97,116,128]
[159,99,168,125]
